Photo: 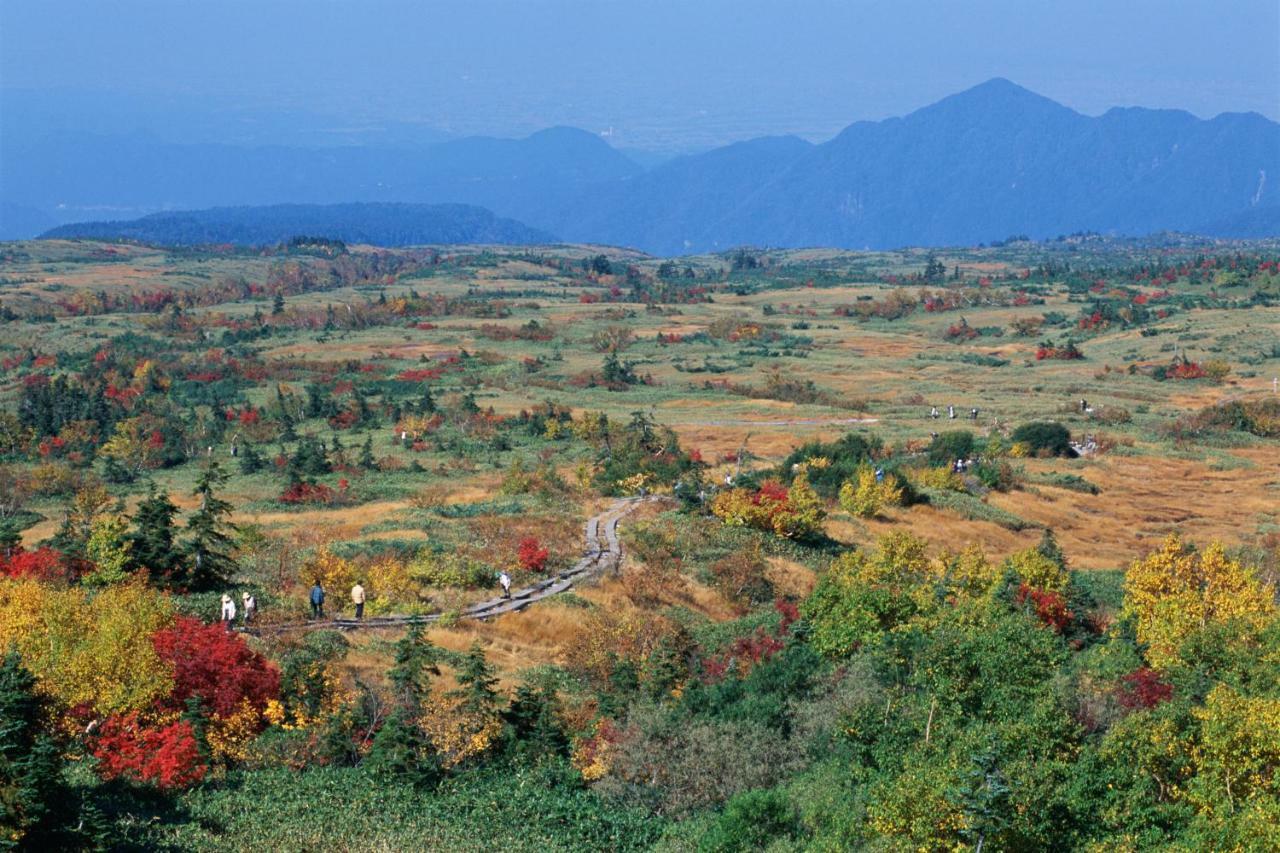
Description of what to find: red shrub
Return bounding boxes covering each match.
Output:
[153,616,280,717]
[397,368,443,382]
[92,713,207,789]
[517,537,549,572]
[0,547,64,581]
[279,482,336,504]
[1015,583,1073,633]
[1117,667,1173,709]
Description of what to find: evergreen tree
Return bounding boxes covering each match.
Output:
[951,748,1012,853]
[388,624,440,711]
[129,483,180,577]
[365,626,443,785]
[271,293,285,315]
[417,386,436,415]
[364,708,439,786]
[1037,528,1068,570]
[504,683,569,759]
[0,650,67,847]
[238,442,266,475]
[359,435,376,470]
[183,462,238,590]
[448,643,499,717]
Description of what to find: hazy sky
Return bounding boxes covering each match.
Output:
[3,0,1277,151]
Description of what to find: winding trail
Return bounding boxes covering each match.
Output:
[252,496,659,634]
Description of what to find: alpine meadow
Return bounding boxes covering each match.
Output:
[1,2,1279,851]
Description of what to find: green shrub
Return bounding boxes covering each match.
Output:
[1010,421,1072,457]
[927,430,975,466]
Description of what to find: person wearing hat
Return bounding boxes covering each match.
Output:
[241,591,256,625]
[220,594,237,631]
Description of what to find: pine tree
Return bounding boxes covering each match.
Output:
[951,748,1011,853]
[359,435,376,470]
[0,651,66,847]
[1036,528,1067,570]
[183,462,238,591]
[388,624,440,711]
[448,643,499,717]
[238,442,266,475]
[365,626,443,785]
[271,293,285,315]
[129,483,180,577]
[417,386,436,415]
[364,708,439,786]
[504,683,568,759]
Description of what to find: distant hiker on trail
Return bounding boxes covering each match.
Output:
[1080,398,1088,413]
[498,571,512,599]
[948,405,955,419]
[930,406,939,419]
[310,583,325,620]
[220,594,236,631]
[351,582,365,620]
[875,468,885,483]
[241,592,256,625]
[970,407,979,420]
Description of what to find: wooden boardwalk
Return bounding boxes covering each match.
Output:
[251,496,659,634]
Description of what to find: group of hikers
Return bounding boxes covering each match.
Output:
[218,591,256,629]
[929,405,980,421]
[305,581,366,621]
[220,570,521,629]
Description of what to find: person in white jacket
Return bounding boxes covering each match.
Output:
[220,594,237,631]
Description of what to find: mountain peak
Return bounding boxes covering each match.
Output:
[922,77,1079,120]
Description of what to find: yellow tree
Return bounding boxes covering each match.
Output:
[1123,536,1276,669]
[0,578,174,719]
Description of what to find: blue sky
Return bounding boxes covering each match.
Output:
[3,0,1277,151]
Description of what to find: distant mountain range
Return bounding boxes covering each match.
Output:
[39,203,556,247]
[10,79,1279,251]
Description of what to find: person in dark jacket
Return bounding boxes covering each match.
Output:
[310,583,325,620]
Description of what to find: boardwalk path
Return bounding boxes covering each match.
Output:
[253,496,658,634]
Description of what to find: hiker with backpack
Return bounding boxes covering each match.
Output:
[241,591,256,626]
[310,582,325,620]
[498,571,512,599]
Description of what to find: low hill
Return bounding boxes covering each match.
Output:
[39,202,558,247]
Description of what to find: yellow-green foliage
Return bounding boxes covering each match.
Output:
[83,514,134,586]
[803,531,939,657]
[838,466,904,518]
[1004,546,1069,592]
[0,578,174,717]
[908,466,965,491]
[1122,535,1275,670]
[408,549,492,588]
[710,474,826,540]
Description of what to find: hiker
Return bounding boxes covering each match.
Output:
[241,591,256,625]
[970,407,979,420]
[351,581,365,620]
[310,582,325,620]
[930,406,939,419]
[498,571,512,599]
[1080,398,1088,413]
[220,594,236,631]
[948,405,955,419]
[875,468,885,483]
